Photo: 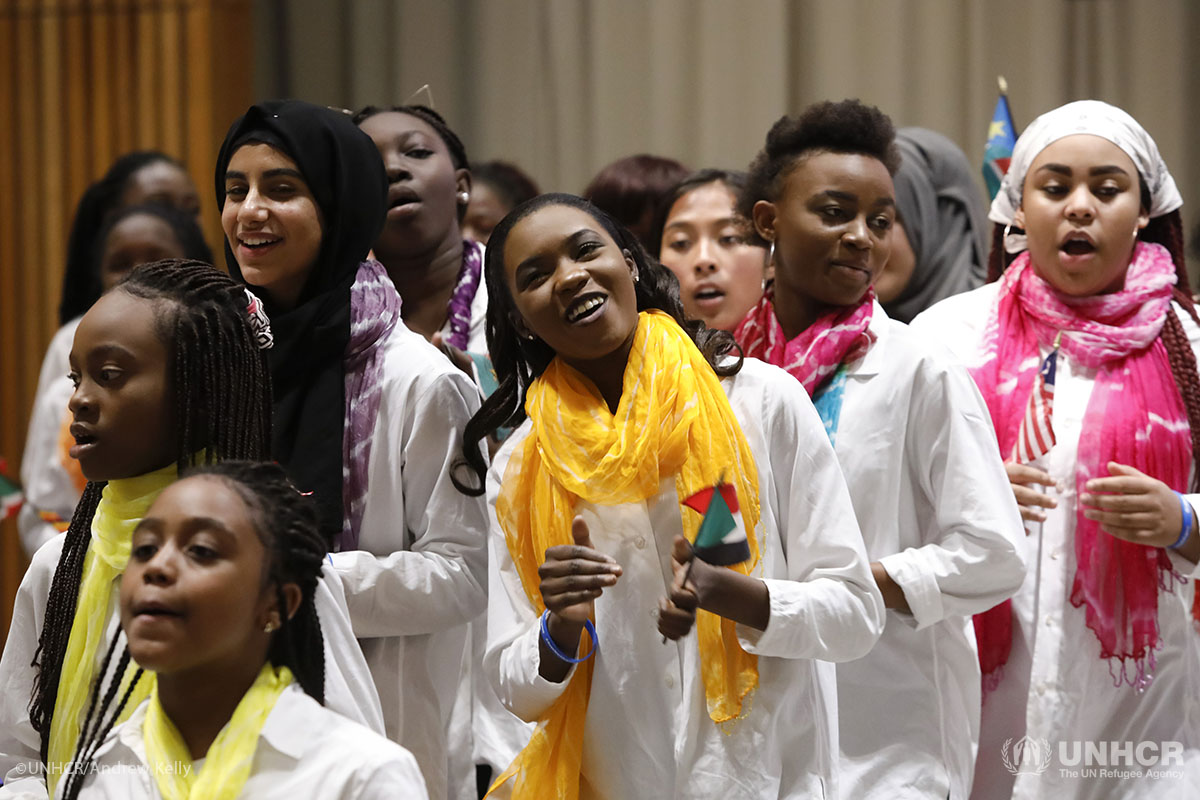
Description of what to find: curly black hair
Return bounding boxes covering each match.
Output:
[454,192,742,496]
[739,99,900,246]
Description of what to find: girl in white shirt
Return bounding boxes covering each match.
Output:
[912,100,1200,800]
[216,100,488,799]
[733,98,1026,799]
[0,260,381,799]
[56,461,427,800]
[459,192,883,799]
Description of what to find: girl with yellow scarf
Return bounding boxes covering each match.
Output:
[458,194,884,799]
[55,461,428,800]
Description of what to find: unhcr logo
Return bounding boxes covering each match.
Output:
[1002,736,1053,776]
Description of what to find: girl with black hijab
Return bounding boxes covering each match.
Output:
[216,100,488,799]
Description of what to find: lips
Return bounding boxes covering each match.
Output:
[69,423,98,460]
[692,283,726,309]
[387,186,420,215]
[565,293,607,324]
[1059,231,1096,256]
[132,599,183,619]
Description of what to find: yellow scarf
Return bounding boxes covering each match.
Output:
[143,663,293,800]
[490,311,761,799]
[46,462,177,795]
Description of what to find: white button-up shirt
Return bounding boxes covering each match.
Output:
[54,684,429,799]
[0,536,385,799]
[914,283,1200,800]
[485,358,885,799]
[328,322,489,800]
[832,305,1026,799]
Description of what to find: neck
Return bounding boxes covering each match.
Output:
[773,291,827,339]
[156,658,267,760]
[378,233,463,340]
[563,329,637,414]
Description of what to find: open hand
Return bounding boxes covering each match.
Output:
[1080,462,1185,548]
[539,516,621,630]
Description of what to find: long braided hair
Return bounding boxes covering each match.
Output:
[29,258,272,762]
[456,193,742,496]
[58,461,326,800]
[986,195,1200,491]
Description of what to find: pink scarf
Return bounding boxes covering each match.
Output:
[734,286,876,396]
[341,259,402,550]
[972,242,1190,687]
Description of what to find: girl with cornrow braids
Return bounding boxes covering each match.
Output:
[57,461,428,799]
[913,101,1200,800]
[217,100,487,799]
[0,259,382,799]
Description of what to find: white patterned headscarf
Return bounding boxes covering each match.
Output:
[989,100,1182,252]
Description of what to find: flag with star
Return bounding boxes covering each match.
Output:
[683,479,749,566]
[983,77,1018,201]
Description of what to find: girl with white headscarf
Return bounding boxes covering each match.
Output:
[913,100,1200,800]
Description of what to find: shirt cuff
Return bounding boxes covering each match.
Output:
[734,579,791,656]
[877,550,944,631]
[501,622,576,721]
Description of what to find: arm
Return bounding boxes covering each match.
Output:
[0,538,65,799]
[311,564,386,734]
[732,372,884,662]
[330,370,489,637]
[17,377,79,559]
[873,358,1027,629]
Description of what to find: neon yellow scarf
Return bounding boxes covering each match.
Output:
[491,311,761,799]
[143,663,293,800]
[46,462,177,795]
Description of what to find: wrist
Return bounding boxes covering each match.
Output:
[1169,492,1194,550]
[546,612,584,649]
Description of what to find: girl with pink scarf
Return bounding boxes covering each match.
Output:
[734,100,1026,799]
[913,100,1200,800]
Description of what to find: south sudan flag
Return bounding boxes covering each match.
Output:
[683,481,750,566]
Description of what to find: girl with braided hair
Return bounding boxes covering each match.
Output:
[217,100,487,799]
[912,101,1200,799]
[56,462,428,799]
[0,260,382,798]
[733,99,1026,800]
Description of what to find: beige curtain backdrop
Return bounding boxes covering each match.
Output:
[255,0,1200,242]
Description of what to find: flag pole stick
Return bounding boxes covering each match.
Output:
[998,75,1008,95]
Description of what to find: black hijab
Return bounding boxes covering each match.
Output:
[216,100,387,540]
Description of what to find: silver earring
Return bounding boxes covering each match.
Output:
[766,240,775,266]
[457,191,470,203]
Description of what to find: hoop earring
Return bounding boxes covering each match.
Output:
[766,240,775,267]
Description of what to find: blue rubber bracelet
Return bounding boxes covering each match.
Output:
[539,610,598,664]
[1171,492,1194,550]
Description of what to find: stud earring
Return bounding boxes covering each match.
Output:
[263,619,279,633]
[457,191,470,203]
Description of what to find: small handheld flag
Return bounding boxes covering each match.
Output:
[0,458,23,522]
[683,479,750,567]
[1013,339,1059,464]
[983,76,1018,202]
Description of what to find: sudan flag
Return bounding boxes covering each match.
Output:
[683,481,750,566]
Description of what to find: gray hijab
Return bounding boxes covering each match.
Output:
[883,127,989,323]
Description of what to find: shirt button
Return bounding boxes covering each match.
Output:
[1044,616,1054,628]
[649,607,658,620]
[635,536,647,549]
[1049,548,1060,560]
[1037,683,1047,696]
[665,674,675,689]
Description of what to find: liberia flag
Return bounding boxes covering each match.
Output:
[683,481,750,566]
[1013,347,1058,464]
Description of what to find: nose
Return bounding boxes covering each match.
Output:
[843,216,871,249]
[692,237,718,274]
[142,547,177,585]
[1064,184,1096,222]
[554,261,589,297]
[382,150,411,183]
[236,187,269,225]
[68,379,94,421]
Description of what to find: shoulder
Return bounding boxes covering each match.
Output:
[26,532,67,588]
[909,282,1001,363]
[379,321,481,407]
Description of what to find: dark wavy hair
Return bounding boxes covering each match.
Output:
[739,99,901,247]
[456,193,741,495]
[651,168,751,254]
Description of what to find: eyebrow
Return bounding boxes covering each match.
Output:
[88,343,138,361]
[1035,163,1132,178]
[514,229,599,277]
[664,216,741,231]
[817,190,895,208]
[224,168,305,181]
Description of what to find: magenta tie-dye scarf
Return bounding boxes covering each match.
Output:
[341,259,401,551]
[972,241,1190,688]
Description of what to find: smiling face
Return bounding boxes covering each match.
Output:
[753,151,895,337]
[98,213,186,292]
[358,111,469,259]
[67,290,177,482]
[659,182,766,331]
[1015,134,1149,296]
[120,476,278,678]
[503,203,641,378]
[221,143,324,310]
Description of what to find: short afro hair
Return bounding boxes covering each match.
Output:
[738,99,900,245]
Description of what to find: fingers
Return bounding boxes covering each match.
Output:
[1105,461,1146,479]
[657,596,696,640]
[572,515,594,549]
[1006,462,1057,487]
[671,534,693,567]
[1079,492,1156,513]
[1012,484,1057,509]
[1082,509,1160,529]
[1083,476,1156,496]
